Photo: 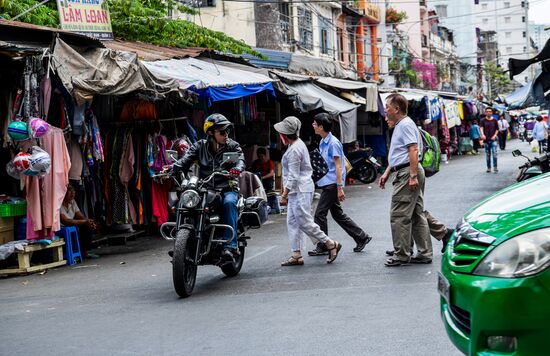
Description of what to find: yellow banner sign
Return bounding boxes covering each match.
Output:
[56,0,113,40]
[364,3,380,23]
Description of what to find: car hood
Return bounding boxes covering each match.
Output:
[465,173,550,240]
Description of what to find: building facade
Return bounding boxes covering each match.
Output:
[178,0,382,82]
[474,0,532,84]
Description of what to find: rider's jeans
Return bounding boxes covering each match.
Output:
[223,191,238,249]
[484,140,498,169]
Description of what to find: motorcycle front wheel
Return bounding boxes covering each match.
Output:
[356,164,377,184]
[173,229,197,298]
[220,243,245,277]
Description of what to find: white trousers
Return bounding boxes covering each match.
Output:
[286,192,328,252]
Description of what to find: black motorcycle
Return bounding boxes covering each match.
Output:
[156,153,266,298]
[346,148,384,184]
[512,149,550,182]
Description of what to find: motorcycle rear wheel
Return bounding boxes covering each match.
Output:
[357,164,377,184]
[220,243,245,277]
[173,229,197,298]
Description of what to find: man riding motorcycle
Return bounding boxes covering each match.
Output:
[172,114,245,260]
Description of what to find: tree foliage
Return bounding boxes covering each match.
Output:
[0,0,262,57]
[484,62,512,98]
[386,7,408,25]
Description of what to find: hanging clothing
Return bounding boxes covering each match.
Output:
[151,181,169,227]
[68,138,84,181]
[25,127,71,240]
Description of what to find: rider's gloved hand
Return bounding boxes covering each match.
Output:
[229,168,241,178]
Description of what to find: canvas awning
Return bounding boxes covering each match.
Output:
[51,38,179,105]
[286,82,359,143]
[142,57,275,103]
[506,71,550,109]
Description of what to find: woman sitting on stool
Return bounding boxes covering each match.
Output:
[60,184,99,259]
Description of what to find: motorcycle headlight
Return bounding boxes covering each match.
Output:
[180,190,200,209]
[473,228,550,278]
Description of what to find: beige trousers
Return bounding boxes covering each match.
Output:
[390,165,432,261]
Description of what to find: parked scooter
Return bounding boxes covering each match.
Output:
[155,152,267,298]
[346,147,384,184]
[512,149,550,182]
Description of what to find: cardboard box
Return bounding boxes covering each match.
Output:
[0,217,14,244]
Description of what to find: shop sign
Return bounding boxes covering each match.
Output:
[364,3,380,23]
[56,0,113,40]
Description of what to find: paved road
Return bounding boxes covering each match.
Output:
[1,141,527,356]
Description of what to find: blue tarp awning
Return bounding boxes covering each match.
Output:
[142,58,275,104]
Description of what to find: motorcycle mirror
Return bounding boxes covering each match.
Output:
[166,149,178,161]
[512,150,522,157]
[222,152,239,167]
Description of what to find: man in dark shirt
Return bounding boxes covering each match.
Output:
[480,107,499,173]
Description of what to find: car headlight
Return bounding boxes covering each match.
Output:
[180,190,200,208]
[473,228,550,278]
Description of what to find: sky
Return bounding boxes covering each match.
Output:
[529,0,550,25]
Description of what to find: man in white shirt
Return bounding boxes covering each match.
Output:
[497,114,510,150]
[60,185,98,258]
[379,93,432,267]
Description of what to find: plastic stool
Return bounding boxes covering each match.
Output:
[56,226,82,265]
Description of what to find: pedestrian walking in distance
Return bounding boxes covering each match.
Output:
[497,113,510,150]
[379,93,432,267]
[274,116,342,266]
[480,107,499,173]
[308,113,372,257]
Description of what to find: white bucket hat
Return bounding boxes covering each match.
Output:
[274,116,301,135]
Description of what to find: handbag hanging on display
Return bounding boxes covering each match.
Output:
[309,148,329,183]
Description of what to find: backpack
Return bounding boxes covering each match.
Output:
[418,128,441,177]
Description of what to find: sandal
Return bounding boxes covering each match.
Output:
[281,256,304,266]
[326,240,342,264]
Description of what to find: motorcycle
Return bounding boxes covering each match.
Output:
[156,152,267,298]
[346,148,384,184]
[512,149,550,182]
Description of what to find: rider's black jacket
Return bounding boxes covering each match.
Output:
[173,138,245,190]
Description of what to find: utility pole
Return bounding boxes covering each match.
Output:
[524,0,533,81]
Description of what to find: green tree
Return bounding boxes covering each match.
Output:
[484,62,512,99]
[0,0,262,57]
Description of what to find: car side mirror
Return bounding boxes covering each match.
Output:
[512,150,522,157]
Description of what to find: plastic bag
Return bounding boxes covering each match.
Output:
[531,140,539,153]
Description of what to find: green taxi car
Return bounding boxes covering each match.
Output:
[439,173,550,355]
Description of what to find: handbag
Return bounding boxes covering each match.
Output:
[344,156,352,174]
[309,148,329,183]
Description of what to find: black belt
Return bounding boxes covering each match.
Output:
[390,162,410,172]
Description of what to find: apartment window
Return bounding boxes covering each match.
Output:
[505,32,511,39]
[504,2,510,8]
[482,18,489,25]
[197,0,216,7]
[506,47,512,54]
[319,16,331,55]
[279,3,291,44]
[435,5,447,18]
[337,28,344,62]
[297,7,313,50]
[504,17,511,23]
[481,3,487,10]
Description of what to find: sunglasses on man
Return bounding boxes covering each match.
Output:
[217,129,230,136]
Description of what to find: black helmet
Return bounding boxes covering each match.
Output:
[203,113,232,134]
